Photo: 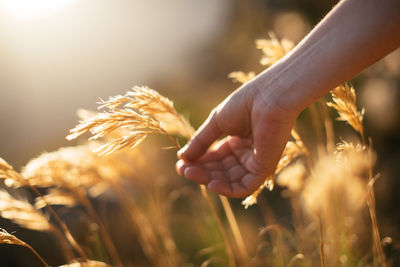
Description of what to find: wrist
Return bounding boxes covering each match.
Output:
[249,58,314,118]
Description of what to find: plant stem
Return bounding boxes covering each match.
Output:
[318,214,325,267]
[360,134,386,267]
[219,195,250,265]
[200,186,236,267]
[166,126,237,266]
[110,182,164,267]
[72,187,123,267]
[23,242,49,267]
[27,184,87,260]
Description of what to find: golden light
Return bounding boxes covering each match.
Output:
[0,0,77,20]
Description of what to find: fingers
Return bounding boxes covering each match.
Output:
[207,173,264,198]
[178,111,222,162]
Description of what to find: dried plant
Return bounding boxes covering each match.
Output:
[301,151,370,217]
[0,29,392,267]
[34,188,77,209]
[0,158,89,261]
[10,145,129,195]
[0,228,48,266]
[67,86,194,155]
[0,157,27,187]
[228,71,256,84]
[301,151,371,265]
[276,162,307,193]
[327,83,385,266]
[334,140,366,163]
[327,83,365,138]
[0,190,52,232]
[11,146,126,266]
[256,32,295,66]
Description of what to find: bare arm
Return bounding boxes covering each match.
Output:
[176,0,400,198]
[265,0,400,112]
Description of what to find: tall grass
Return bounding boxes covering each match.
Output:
[0,33,396,266]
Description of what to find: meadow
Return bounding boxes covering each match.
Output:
[0,33,399,267]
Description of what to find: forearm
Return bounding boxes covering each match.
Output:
[255,0,400,113]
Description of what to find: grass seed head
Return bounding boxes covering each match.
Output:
[301,151,371,218]
[0,228,29,247]
[0,190,52,231]
[228,71,256,84]
[256,32,295,66]
[67,86,194,155]
[327,83,365,135]
[20,145,126,193]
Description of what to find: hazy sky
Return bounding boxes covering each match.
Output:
[0,0,231,167]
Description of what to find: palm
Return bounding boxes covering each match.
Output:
[177,82,296,198]
[177,136,266,198]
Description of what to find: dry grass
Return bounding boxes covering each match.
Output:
[256,32,295,66]
[0,33,395,267]
[0,228,48,266]
[327,83,365,138]
[0,190,52,232]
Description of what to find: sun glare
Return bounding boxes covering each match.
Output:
[1,0,77,20]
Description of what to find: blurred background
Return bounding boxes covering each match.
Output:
[0,0,399,266]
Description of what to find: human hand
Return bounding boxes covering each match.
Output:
[176,75,299,198]
[176,0,400,199]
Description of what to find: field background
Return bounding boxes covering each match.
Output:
[0,0,399,266]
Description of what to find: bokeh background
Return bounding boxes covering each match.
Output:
[0,0,399,266]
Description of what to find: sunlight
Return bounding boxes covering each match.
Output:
[0,0,77,20]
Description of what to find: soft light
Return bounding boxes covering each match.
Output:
[0,0,77,20]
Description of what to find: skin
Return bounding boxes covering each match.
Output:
[176,0,400,198]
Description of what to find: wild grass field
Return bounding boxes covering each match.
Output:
[0,31,399,267]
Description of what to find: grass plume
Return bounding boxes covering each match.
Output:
[256,32,295,66]
[0,228,48,267]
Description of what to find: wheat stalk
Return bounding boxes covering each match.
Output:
[327,83,386,266]
[0,190,52,232]
[67,86,194,154]
[0,228,49,266]
[327,83,365,139]
[228,72,256,84]
[34,188,77,209]
[1,156,89,260]
[67,86,243,266]
[256,32,295,66]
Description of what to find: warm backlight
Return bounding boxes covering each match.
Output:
[0,0,77,20]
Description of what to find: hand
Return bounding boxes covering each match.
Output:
[176,0,400,199]
[176,76,298,198]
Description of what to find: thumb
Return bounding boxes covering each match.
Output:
[178,111,222,162]
[252,119,294,176]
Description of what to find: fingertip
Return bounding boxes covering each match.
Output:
[177,144,188,160]
[208,181,251,198]
[207,180,231,197]
[184,166,210,185]
[181,113,222,161]
[176,159,187,175]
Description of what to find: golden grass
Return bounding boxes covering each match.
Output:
[327,83,365,138]
[0,190,52,232]
[0,228,49,266]
[256,32,295,66]
[228,71,256,84]
[0,32,394,267]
